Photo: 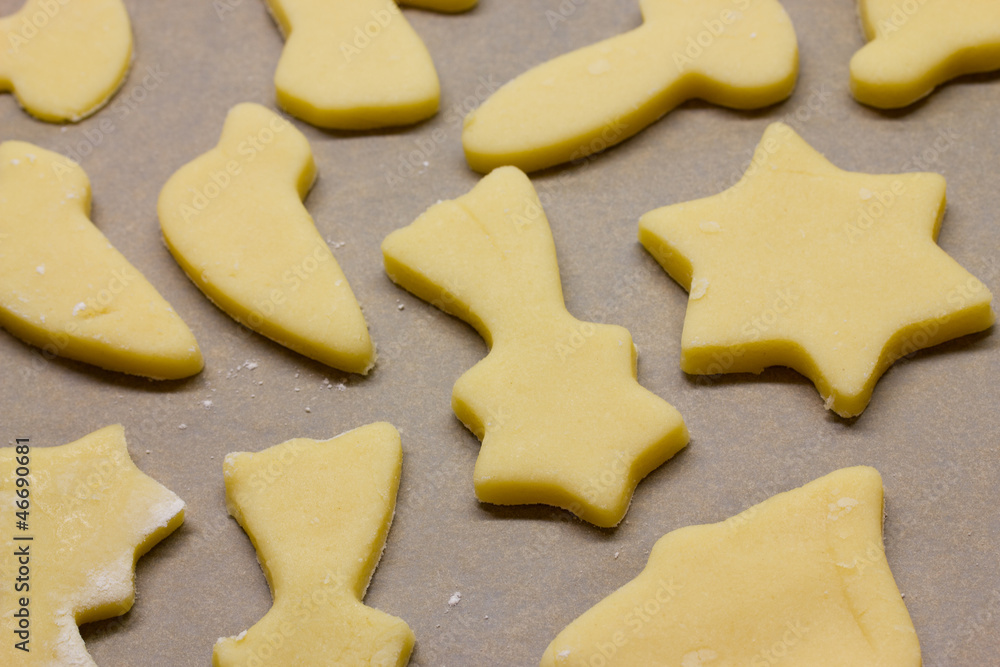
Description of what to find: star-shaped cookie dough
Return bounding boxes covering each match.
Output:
[851,0,1000,108]
[0,425,185,666]
[640,122,994,417]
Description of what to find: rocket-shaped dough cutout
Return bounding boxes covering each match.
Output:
[0,141,203,380]
[158,103,374,374]
[266,0,476,130]
[214,423,414,667]
[0,425,185,666]
[541,467,921,666]
[0,0,132,122]
[382,167,688,527]
[850,0,1000,108]
[462,0,798,173]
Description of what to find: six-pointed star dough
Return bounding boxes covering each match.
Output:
[640,122,994,418]
[0,425,185,666]
[541,467,921,667]
[0,0,132,122]
[383,166,688,527]
[266,0,475,130]
[851,0,1000,108]
[462,0,798,173]
[214,423,414,667]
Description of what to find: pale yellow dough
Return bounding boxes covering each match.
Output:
[158,103,374,374]
[0,425,185,666]
[463,0,798,173]
[382,167,688,527]
[214,423,414,667]
[0,0,132,122]
[0,141,203,380]
[541,467,921,666]
[640,122,994,418]
[267,0,475,130]
[851,0,1000,108]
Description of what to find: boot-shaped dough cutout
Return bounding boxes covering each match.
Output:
[0,141,203,380]
[158,103,374,374]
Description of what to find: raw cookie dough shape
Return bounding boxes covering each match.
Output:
[158,103,374,374]
[540,467,921,666]
[382,167,688,527]
[851,0,1000,108]
[0,0,132,122]
[266,0,476,130]
[639,122,994,418]
[462,0,798,173]
[0,141,203,380]
[0,425,186,666]
[214,422,414,667]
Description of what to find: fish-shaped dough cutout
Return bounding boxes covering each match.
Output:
[463,0,798,173]
[541,467,921,666]
[214,423,414,667]
[0,141,203,380]
[0,0,132,122]
[0,425,186,666]
[158,103,374,374]
[382,167,688,527]
[266,0,476,130]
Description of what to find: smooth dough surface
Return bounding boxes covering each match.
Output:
[214,422,414,667]
[158,103,374,374]
[0,0,132,122]
[0,141,203,380]
[541,467,921,666]
[640,122,994,418]
[382,167,688,527]
[851,0,1000,108]
[266,0,475,129]
[0,425,185,666]
[462,0,798,173]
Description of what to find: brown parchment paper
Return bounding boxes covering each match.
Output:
[1,0,998,664]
